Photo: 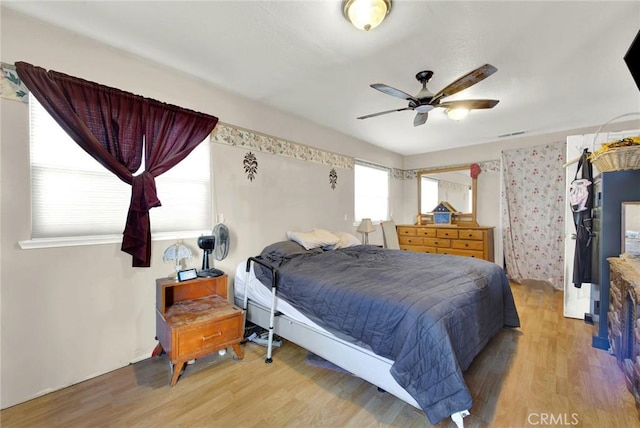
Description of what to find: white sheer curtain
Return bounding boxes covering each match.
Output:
[501,141,566,289]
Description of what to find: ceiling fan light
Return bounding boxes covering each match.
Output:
[343,0,391,31]
[446,108,469,121]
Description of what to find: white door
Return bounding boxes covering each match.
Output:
[563,129,639,318]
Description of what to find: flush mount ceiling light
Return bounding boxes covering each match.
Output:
[343,0,392,31]
[446,108,470,121]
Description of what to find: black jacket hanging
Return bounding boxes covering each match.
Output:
[571,148,594,287]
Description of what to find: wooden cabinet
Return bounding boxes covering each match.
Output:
[397,225,494,262]
[607,257,640,412]
[154,275,244,386]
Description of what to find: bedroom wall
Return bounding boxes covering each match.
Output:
[402,118,640,265]
[0,8,404,408]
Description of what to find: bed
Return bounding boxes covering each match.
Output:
[233,239,520,427]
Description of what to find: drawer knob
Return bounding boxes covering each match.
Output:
[202,331,223,341]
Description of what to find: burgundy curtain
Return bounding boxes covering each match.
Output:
[16,62,218,267]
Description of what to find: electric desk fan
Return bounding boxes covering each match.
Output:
[197,223,230,277]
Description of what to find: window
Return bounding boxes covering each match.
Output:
[25,97,211,246]
[354,162,389,222]
[420,176,439,213]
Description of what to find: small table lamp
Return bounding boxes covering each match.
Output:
[162,240,193,278]
[357,218,376,245]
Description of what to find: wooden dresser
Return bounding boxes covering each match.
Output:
[607,257,640,413]
[396,225,494,262]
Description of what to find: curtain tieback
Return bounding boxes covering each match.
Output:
[122,172,161,267]
[130,171,161,212]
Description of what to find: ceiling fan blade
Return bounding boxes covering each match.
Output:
[371,83,419,103]
[357,107,413,120]
[413,112,428,127]
[431,64,498,103]
[436,99,500,110]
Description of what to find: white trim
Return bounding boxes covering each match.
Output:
[18,230,210,250]
[354,158,391,172]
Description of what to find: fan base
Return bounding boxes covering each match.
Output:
[197,268,224,278]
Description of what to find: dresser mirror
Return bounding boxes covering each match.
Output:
[622,202,640,256]
[417,165,477,226]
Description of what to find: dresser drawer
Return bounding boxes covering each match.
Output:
[177,312,243,358]
[397,227,417,236]
[400,245,437,254]
[395,225,494,262]
[416,228,437,237]
[437,248,484,258]
[457,229,484,240]
[423,238,450,248]
[436,229,459,239]
[399,236,423,246]
[451,240,485,251]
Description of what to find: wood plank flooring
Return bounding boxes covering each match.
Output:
[2,281,639,427]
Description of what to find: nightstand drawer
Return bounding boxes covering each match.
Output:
[177,312,243,357]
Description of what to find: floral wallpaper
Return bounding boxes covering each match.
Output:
[501,141,566,289]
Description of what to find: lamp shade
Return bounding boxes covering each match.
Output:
[162,242,192,263]
[343,0,392,31]
[357,218,376,233]
[163,241,193,277]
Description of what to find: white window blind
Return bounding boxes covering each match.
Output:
[354,162,389,222]
[29,97,211,240]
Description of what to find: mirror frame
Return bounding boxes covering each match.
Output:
[417,165,478,227]
[622,201,640,256]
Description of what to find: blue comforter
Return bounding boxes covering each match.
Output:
[254,243,520,424]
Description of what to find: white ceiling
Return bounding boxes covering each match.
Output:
[4,1,640,156]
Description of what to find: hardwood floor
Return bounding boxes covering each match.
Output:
[2,281,639,427]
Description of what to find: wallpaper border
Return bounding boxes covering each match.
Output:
[211,123,354,170]
[1,62,29,102]
[212,123,500,177]
[1,63,499,176]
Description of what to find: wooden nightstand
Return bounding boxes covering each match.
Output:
[153,274,245,386]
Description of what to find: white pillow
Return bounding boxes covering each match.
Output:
[286,229,340,250]
[332,231,362,249]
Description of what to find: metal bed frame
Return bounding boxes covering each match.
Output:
[238,257,469,428]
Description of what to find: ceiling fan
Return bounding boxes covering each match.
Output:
[358,64,499,126]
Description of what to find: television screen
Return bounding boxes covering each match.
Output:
[624,29,640,90]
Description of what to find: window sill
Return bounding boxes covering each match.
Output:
[18,230,210,250]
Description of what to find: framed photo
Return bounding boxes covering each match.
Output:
[177,268,198,282]
[433,212,452,225]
